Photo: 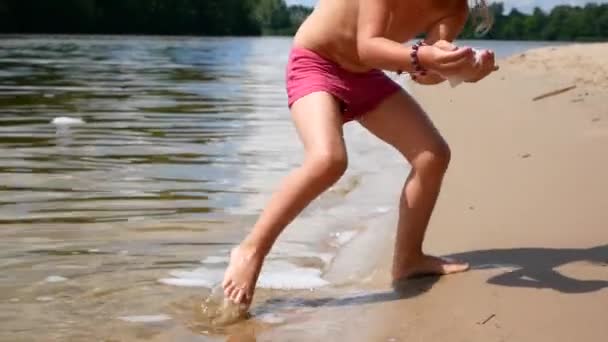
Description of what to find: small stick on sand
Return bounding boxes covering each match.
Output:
[478,313,496,325]
[532,85,577,101]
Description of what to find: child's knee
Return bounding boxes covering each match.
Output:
[305,149,348,184]
[412,142,451,177]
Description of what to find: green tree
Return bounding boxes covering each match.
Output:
[459,2,608,41]
[522,7,547,40]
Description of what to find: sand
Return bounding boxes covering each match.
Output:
[235,43,608,342]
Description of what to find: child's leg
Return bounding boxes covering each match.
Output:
[358,89,469,281]
[223,91,347,304]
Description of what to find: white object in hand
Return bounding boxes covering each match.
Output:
[447,48,484,88]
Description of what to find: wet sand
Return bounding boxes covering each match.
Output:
[249,44,608,341]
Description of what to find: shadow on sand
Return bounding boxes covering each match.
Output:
[447,244,608,293]
[255,244,608,314]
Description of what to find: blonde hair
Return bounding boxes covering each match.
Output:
[469,0,494,36]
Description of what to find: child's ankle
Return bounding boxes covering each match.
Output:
[237,240,270,259]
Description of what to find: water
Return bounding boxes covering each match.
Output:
[0,35,567,341]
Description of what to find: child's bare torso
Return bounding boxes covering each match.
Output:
[293,0,458,72]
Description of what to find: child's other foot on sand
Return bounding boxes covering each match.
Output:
[393,254,469,281]
[222,244,265,308]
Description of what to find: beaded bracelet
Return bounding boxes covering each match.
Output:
[397,40,428,81]
[411,40,428,80]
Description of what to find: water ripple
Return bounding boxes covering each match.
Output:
[0,36,290,226]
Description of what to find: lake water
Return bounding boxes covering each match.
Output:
[0,35,567,341]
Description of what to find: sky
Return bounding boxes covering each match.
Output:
[285,1,608,14]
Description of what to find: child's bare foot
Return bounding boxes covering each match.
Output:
[392,254,469,281]
[222,244,265,308]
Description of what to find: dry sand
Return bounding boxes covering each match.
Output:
[243,43,608,342]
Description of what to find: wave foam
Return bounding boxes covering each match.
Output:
[159,260,328,290]
[51,117,85,125]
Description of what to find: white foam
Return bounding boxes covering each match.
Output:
[258,267,328,289]
[158,267,224,287]
[257,313,286,325]
[159,260,328,290]
[158,278,214,287]
[36,296,54,302]
[45,275,68,283]
[56,265,87,269]
[375,206,391,214]
[52,117,85,125]
[332,230,358,246]
[270,242,334,265]
[201,256,229,264]
[169,268,225,280]
[118,315,172,323]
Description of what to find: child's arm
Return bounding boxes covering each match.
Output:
[357,0,473,75]
[356,0,417,72]
[411,6,469,85]
[424,4,469,47]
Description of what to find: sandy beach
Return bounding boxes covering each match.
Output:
[233,43,608,342]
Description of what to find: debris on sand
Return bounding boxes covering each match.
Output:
[478,313,496,325]
[532,85,577,101]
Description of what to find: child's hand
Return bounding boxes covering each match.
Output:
[461,49,499,83]
[431,40,459,52]
[418,44,475,78]
[419,42,498,83]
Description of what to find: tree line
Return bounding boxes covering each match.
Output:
[461,2,608,41]
[0,0,311,36]
[0,0,606,41]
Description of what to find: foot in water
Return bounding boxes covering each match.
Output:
[222,244,265,308]
[392,254,470,280]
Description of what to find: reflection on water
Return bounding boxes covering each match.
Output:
[0,35,564,341]
[0,36,263,225]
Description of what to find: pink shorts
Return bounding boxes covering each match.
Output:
[286,47,401,123]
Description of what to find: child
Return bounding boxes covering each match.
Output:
[222,0,497,306]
